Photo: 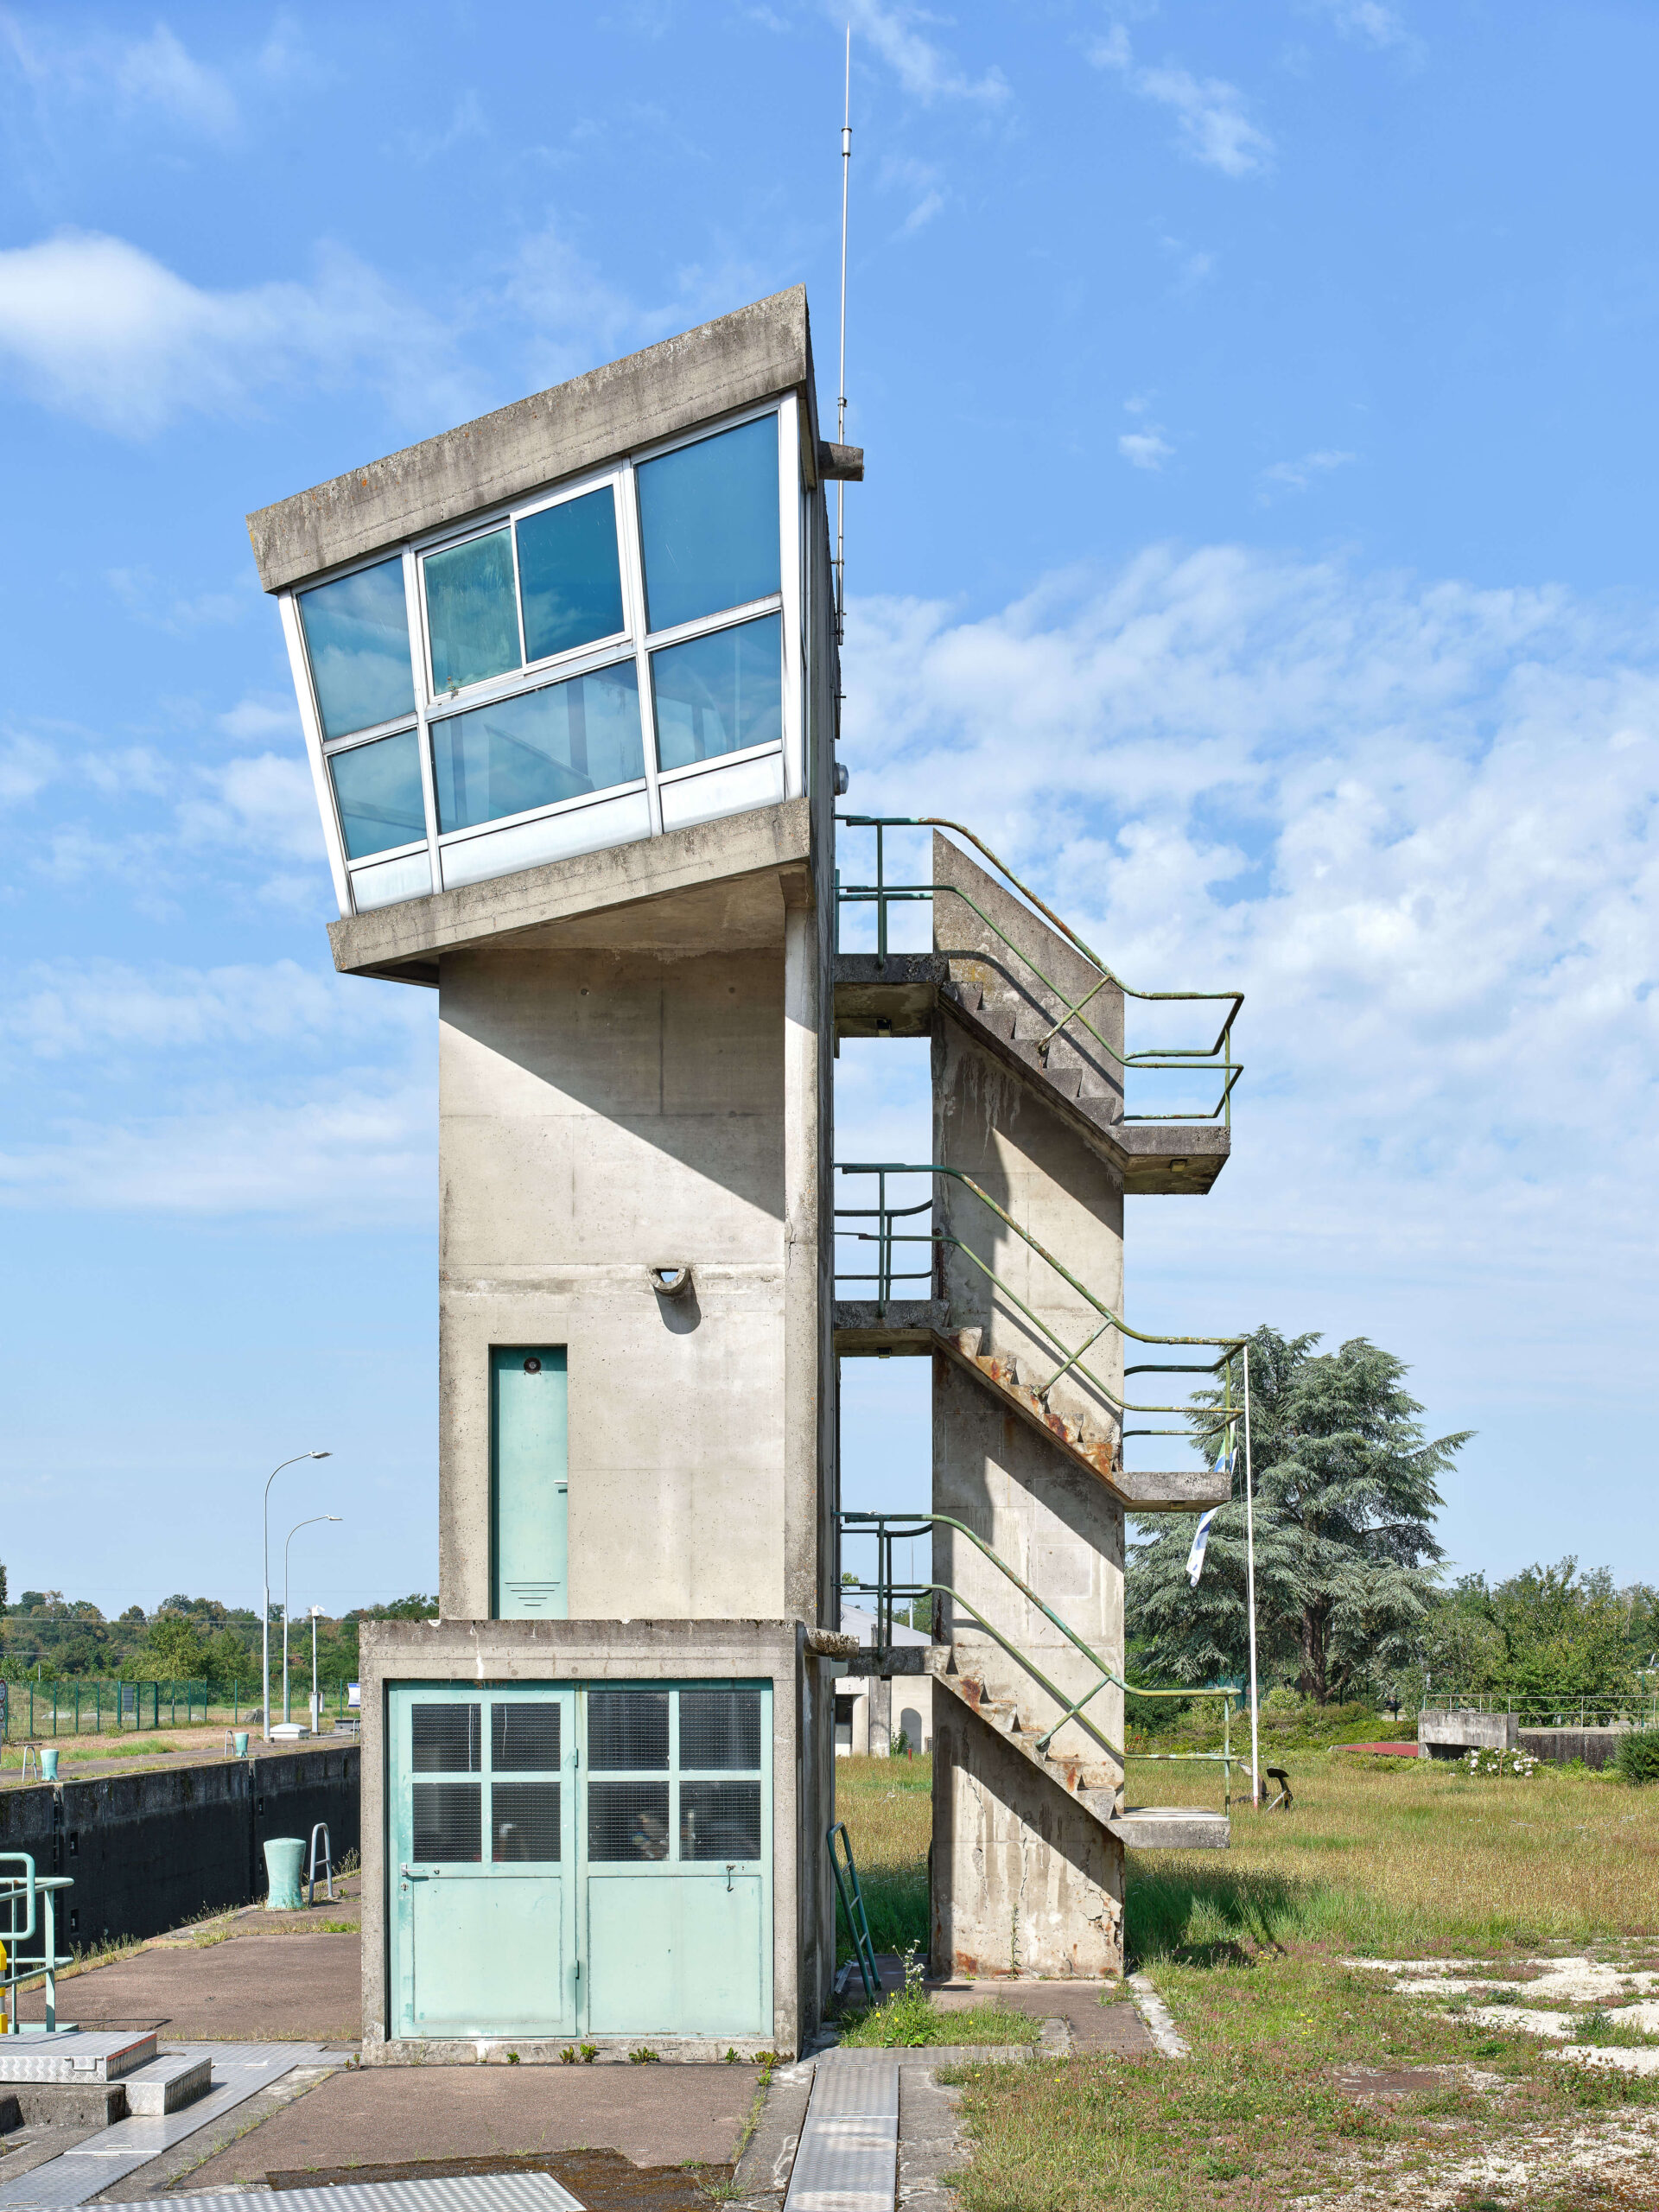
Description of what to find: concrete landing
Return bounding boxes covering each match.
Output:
[1108,1806,1230,1849]
[0,2032,155,2083]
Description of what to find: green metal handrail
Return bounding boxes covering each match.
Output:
[836,815,1243,1124]
[841,1510,1236,1806]
[836,1160,1246,1445]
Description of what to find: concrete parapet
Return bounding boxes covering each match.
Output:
[1418,1711,1516,1758]
[1517,1726,1630,1770]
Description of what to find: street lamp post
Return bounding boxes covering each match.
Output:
[308,1605,324,1732]
[283,1516,342,1726]
[263,1453,330,1744]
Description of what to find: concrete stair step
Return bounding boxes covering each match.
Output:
[0,2030,156,2083]
[123,2050,214,2114]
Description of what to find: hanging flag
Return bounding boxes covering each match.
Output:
[1185,1508,1218,1587]
[1186,1428,1236,1588]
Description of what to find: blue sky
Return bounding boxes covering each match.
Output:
[2,1,1656,1615]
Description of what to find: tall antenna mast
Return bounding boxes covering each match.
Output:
[836,24,851,643]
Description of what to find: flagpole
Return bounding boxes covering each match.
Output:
[1242,1344,1261,1809]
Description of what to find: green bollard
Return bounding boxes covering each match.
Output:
[264,1837,306,1910]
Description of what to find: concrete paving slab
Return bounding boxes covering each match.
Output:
[17,1934,360,2044]
[176,2064,763,2188]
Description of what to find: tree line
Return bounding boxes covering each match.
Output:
[1128,1326,1656,1709]
[0,1583,439,1689]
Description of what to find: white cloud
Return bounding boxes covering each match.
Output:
[0,230,473,436]
[1093,29,1274,178]
[3,957,426,1063]
[840,547,1659,1261]
[0,730,54,803]
[0,1082,434,1221]
[177,753,319,860]
[1258,447,1356,496]
[1,16,240,139]
[1120,429,1173,471]
[1303,0,1419,54]
[844,0,1010,106]
[217,696,301,746]
[107,566,250,632]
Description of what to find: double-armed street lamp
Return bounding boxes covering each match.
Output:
[262,1452,331,1742]
[283,1515,342,1726]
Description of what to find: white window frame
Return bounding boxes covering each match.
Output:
[281,399,804,918]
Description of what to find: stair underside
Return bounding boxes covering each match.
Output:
[834,1301,1230,1515]
[834,955,1230,1196]
[934,1666,1229,1851]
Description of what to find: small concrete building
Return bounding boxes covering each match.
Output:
[833,1605,933,1757]
[252,284,1240,2056]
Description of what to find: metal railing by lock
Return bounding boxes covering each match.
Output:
[0,1853,74,2033]
[840,1510,1240,1808]
[836,815,1243,1124]
[835,1160,1247,1455]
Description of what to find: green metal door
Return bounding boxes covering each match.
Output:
[581,1684,772,2038]
[389,1685,576,2038]
[388,1681,771,2043]
[492,1347,568,1619]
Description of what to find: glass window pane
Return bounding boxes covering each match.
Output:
[298,558,416,741]
[587,1780,670,1860]
[425,530,522,693]
[679,1689,762,1772]
[638,417,780,633]
[680,1780,761,1862]
[492,1701,561,1772]
[432,663,643,832]
[329,730,426,860]
[518,489,626,663]
[412,1781,481,1861]
[411,1702,480,1773]
[588,1689,669,1771]
[652,614,781,774]
[493,1781,561,1861]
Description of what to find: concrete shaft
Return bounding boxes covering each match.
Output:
[929,833,1127,1976]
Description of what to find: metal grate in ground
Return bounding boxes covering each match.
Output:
[783,2058,898,2212]
[98,2176,584,2212]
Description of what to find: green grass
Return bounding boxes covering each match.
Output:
[834,1745,1659,2210]
[947,1953,1659,2212]
[833,1755,931,1960]
[842,1991,1040,2049]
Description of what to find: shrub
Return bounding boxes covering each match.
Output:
[1615,1729,1659,1784]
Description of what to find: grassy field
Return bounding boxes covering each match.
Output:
[833,1749,1659,2211]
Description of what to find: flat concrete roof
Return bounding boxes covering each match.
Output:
[247,287,819,594]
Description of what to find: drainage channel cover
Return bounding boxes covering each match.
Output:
[92,2177,584,2212]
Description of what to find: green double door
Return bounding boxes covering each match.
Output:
[388,1681,772,2042]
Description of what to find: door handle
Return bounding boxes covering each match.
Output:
[400,1866,432,1879]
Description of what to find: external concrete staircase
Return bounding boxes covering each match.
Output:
[833,1302,1230,1516]
[937,1665,1229,1851]
[837,953,1230,1197]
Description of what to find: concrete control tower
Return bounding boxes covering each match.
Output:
[251,285,1243,2063]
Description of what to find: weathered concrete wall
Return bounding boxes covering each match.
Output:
[931,1689,1122,1980]
[358,1618,828,2061]
[1419,1712,1517,1756]
[1518,1726,1630,1770]
[0,1748,359,1945]
[931,835,1127,1779]
[438,942,789,1621]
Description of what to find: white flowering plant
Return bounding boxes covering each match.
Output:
[1463,1746,1538,1777]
